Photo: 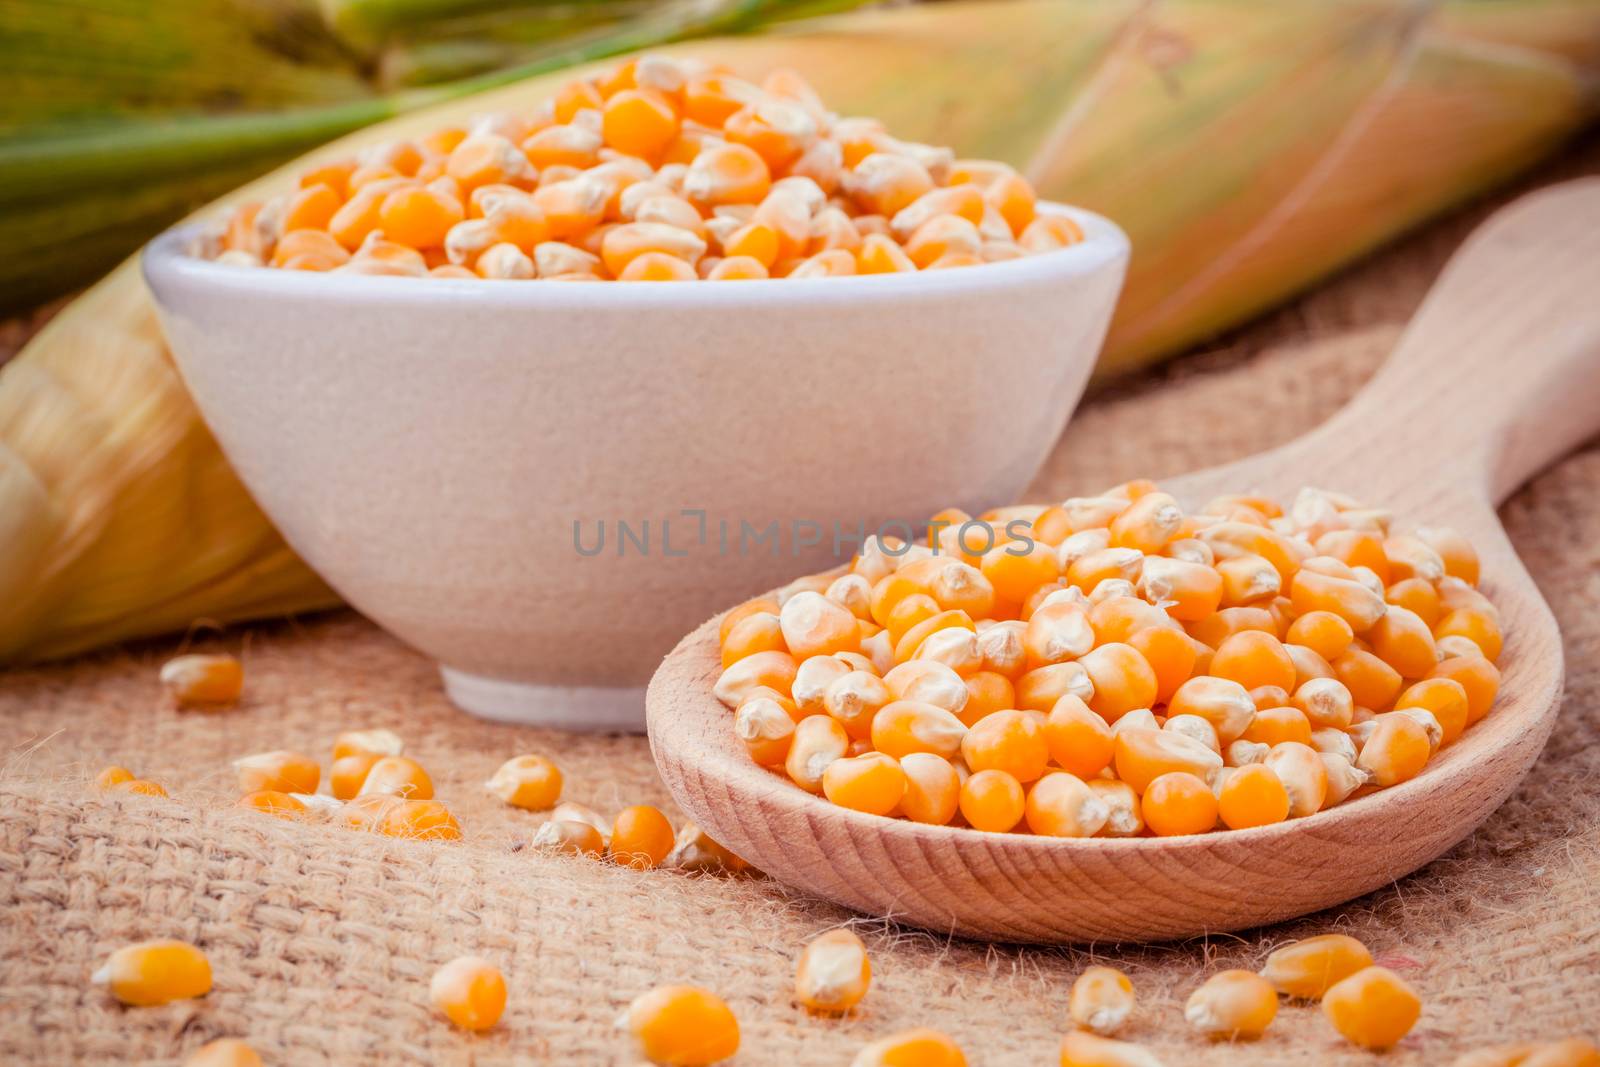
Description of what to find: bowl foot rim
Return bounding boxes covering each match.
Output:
[440,667,644,732]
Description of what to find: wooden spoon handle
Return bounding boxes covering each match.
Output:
[1284,178,1600,508]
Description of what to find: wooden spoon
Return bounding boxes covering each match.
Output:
[646,180,1600,943]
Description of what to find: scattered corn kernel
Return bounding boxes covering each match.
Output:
[1185,969,1278,1039]
[183,1039,261,1067]
[612,804,676,868]
[430,955,507,1031]
[233,750,320,795]
[331,728,404,761]
[854,1028,967,1067]
[485,754,564,810]
[623,984,740,1065]
[92,939,212,1005]
[1068,965,1135,1035]
[794,928,871,1014]
[95,765,134,789]
[159,653,243,709]
[1259,933,1374,998]
[236,790,308,819]
[1059,1030,1166,1067]
[533,818,606,856]
[1322,965,1422,1050]
[358,755,434,799]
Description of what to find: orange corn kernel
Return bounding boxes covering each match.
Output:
[1043,694,1115,778]
[736,693,798,765]
[1240,706,1312,748]
[898,752,961,825]
[330,728,403,761]
[1167,675,1256,743]
[531,818,605,856]
[1024,771,1109,838]
[723,98,816,171]
[1428,655,1500,724]
[483,755,562,810]
[95,765,135,789]
[379,799,461,840]
[236,790,308,819]
[1068,965,1135,1036]
[786,713,851,792]
[961,709,1048,782]
[1016,662,1094,714]
[233,750,319,795]
[378,185,464,249]
[1285,610,1354,661]
[1395,677,1470,745]
[1385,577,1442,626]
[1142,771,1218,836]
[1259,934,1373,999]
[1290,569,1387,632]
[871,701,966,760]
[431,955,506,1031]
[1077,642,1158,722]
[721,611,786,667]
[713,650,798,708]
[281,182,342,235]
[1292,677,1356,730]
[602,89,680,160]
[1209,631,1296,693]
[1368,606,1438,679]
[1415,525,1480,585]
[795,928,872,1014]
[823,752,907,816]
[1356,713,1431,787]
[1114,728,1223,793]
[358,755,433,799]
[1020,213,1084,253]
[1264,742,1329,817]
[110,778,169,798]
[1435,607,1503,662]
[959,768,1025,832]
[610,805,674,868]
[1059,1030,1163,1067]
[959,670,1016,727]
[845,152,934,217]
[780,592,862,659]
[160,653,244,709]
[1334,648,1404,711]
[624,984,741,1066]
[1185,969,1278,1040]
[883,661,970,715]
[1024,600,1095,668]
[184,1039,262,1067]
[1321,966,1421,1050]
[1129,625,1198,704]
[331,752,381,800]
[720,597,780,643]
[1217,763,1290,830]
[854,1029,967,1067]
[92,940,212,1006]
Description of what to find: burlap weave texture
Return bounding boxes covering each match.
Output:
[2,139,1598,1065]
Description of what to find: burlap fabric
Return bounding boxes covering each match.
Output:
[4,138,1598,1065]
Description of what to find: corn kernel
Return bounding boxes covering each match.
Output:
[1259,933,1373,998]
[184,1039,261,1067]
[853,1029,966,1067]
[623,985,740,1065]
[429,955,507,1031]
[485,754,563,810]
[611,805,675,868]
[1059,1030,1165,1067]
[92,939,211,1006]
[1322,966,1421,1049]
[232,750,319,795]
[236,790,308,819]
[160,653,243,709]
[1068,965,1135,1035]
[795,928,871,1014]
[1185,969,1277,1039]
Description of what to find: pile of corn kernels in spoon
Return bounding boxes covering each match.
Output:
[204,56,1081,280]
[715,482,1503,836]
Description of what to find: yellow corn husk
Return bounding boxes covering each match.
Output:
[2,0,1596,662]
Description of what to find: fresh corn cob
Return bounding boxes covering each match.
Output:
[1,0,1596,662]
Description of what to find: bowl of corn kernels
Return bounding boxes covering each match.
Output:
[142,55,1129,730]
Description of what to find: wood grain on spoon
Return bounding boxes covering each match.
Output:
[646,179,1600,943]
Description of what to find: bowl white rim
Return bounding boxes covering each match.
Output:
[143,200,1129,310]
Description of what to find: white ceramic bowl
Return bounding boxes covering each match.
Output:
[143,204,1128,729]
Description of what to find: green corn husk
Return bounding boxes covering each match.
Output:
[1,0,1597,662]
